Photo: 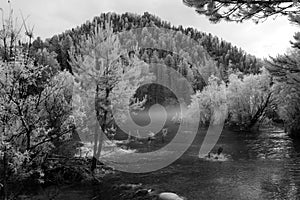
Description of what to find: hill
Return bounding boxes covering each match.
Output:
[31,12,262,82]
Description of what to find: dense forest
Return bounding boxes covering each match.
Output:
[32,12,262,78]
[0,5,300,200]
[30,12,263,111]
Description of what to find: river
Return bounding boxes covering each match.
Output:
[35,125,300,200]
[116,127,300,200]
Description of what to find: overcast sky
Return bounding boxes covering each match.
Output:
[1,0,299,58]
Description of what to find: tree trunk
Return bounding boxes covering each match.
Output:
[2,146,8,200]
[91,85,110,172]
[95,128,104,164]
[26,132,30,151]
[91,124,99,173]
[248,92,272,129]
[91,157,97,173]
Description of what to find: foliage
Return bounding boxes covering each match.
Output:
[267,15,300,135]
[187,75,227,126]
[187,70,272,130]
[0,55,74,198]
[183,0,300,23]
[271,81,300,134]
[32,12,262,82]
[267,16,300,136]
[118,25,213,104]
[226,69,272,129]
[70,21,150,172]
[0,7,74,198]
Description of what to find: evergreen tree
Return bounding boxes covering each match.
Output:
[266,15,300,136]
[183,0,300,23]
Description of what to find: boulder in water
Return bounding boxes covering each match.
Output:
[202,153,228,161]
[158,192,185,200]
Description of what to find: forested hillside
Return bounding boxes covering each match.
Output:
[31,12,262,81]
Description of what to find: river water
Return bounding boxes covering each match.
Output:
[117,127,300,200]
[37,125,300,200]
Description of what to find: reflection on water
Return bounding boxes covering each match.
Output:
[117,127,300,200]
[75,105,300,200]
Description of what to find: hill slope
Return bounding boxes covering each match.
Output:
[31,12,262,81]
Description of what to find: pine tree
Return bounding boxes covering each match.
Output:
[266,15,300,136]
[183,0,300,23]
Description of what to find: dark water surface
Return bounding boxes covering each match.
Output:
[35,126,300,200]
[118,127,300,200]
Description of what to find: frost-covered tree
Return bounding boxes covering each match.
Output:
[70,21,150,172]
[187,75,227,126]
[0,43,73,200]
[0,7,74,197]
[226,69,272,129]
[188,70,272,130]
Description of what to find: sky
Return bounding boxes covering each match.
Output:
[0,0,299,58]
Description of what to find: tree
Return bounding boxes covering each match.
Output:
[70,21,149,172]
[0,6,74,198]
[198,58,221,83]
[60,35,73,73]
[226,69,272,130]
[183,0,300,23]
[187,75,227,126]
[265,14,300,136]
[271,80,300,135]
[0,42,73,200]
[39,12,261,80]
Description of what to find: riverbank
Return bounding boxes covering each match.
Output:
[11,127,300,200]
[13,163,160,200]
